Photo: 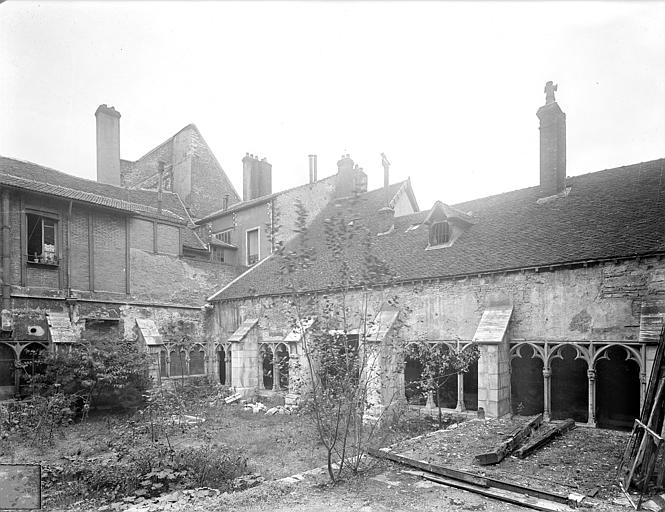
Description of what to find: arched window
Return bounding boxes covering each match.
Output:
[429,221,450,246]
[189,347,205,375]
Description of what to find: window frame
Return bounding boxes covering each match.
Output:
[245,227,260,266]
[429,220,451,247]
[26,212,59,266]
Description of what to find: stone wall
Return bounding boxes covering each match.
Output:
[209,255,665,414]
[129,248,240,305]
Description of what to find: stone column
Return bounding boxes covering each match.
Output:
[587,368,597,427]
[272,355,281,391]
[225,351,232,386]
[542,367,552,422]
[456,373,466,412]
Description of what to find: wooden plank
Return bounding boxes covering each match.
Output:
[368,448,570,504]
[417,472,574,512]
[515,419,575,459]
[367,448,489,487]
[475,414,543,465]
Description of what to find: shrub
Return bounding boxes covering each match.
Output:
[29,338,151,413]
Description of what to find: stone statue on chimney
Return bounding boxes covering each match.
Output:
[544,81,557,104]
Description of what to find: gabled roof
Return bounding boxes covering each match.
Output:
[209,158,665,301]
[0,156,207,250]
[196,175,337,224]
[120,123,241,207]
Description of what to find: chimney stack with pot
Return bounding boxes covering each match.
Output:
[536,81,566,196]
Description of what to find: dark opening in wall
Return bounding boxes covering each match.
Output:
[260,345,273,390]
[218,350,226,384]
[511,344,544,415]
[404,355,425,405]
[596,346,640,430]
[463,358,478,411]
[0,344,15,387]
[551,344,588,423]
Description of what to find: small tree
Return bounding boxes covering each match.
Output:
[274,196,404,483]
[405,341,480,428]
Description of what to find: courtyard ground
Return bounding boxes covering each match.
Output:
[0,400,640,511]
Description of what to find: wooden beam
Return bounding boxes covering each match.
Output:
[414,472,575,512]
[475,414,543,465]
[515,419,576,459]
[367,447,571,504]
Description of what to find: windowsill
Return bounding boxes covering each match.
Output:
[26,260,59,269]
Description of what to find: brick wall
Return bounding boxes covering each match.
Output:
[189,128,240,220]
[121,125,240,220]
[156,223,179,256]
[92,211,126,294]
[129,218,154,252]
[69,208,90,290]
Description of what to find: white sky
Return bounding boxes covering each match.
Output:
[1,1,664,209]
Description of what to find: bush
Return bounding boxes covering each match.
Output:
[29,338,151,412]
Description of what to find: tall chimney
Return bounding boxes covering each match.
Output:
[536,81,566,196]
[381,153,390,189]
[308,154,318,184]
[242,153,259,201]
[95,104,121,186]
[258,157,272,197]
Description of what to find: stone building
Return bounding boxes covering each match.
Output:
[0,105,243,398]
[206,85,665,429]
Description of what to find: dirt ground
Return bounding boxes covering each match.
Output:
[116,415,634,512]
[393,416,628,500]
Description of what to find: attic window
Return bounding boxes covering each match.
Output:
[429,221,450,246]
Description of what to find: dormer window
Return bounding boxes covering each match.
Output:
[429,221,450,246]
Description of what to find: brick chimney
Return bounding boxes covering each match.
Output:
[335,154,367,197]
[242,153,272,201]
[95,104,121,186]
[536,81,566,196]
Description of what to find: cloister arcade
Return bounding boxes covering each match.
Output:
[258,342,290,391]
[0,341,48,396]
[404,341,479,412]
[510,341,645,428]
[403,339,646,428]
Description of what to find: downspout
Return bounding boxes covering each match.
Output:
[1,189,10,311]
[66,200,73,297]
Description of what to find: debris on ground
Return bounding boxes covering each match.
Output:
[242,401,267,414]
[224,392,242,404]
[265,405,297,416]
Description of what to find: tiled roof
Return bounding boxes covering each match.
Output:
[210,158,665,301]
[0,156,207,250]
